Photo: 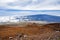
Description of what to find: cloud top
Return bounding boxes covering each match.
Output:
[0,0,60,10]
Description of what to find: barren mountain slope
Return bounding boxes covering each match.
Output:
[0,23,60,40]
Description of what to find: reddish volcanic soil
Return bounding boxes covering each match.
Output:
[0,23,60,40]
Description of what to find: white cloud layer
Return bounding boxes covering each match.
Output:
[0,0,60,10]
[0,0,60,22]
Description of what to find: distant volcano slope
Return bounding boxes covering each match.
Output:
[19,14,60,22]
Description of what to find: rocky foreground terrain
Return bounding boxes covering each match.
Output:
[0,22,60,40]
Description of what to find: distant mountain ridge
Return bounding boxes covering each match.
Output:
[15,14,60,22]
[0,14,60,23]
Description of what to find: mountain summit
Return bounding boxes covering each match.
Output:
[16,14,60,22]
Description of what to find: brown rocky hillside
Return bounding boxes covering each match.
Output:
[0,23,60,40]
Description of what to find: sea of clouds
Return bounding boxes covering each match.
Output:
[0,0,60,22]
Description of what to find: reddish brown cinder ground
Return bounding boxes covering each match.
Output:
[0,23,60,40]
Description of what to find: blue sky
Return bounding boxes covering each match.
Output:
[0,0,60,16]
[0,10,60,16]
